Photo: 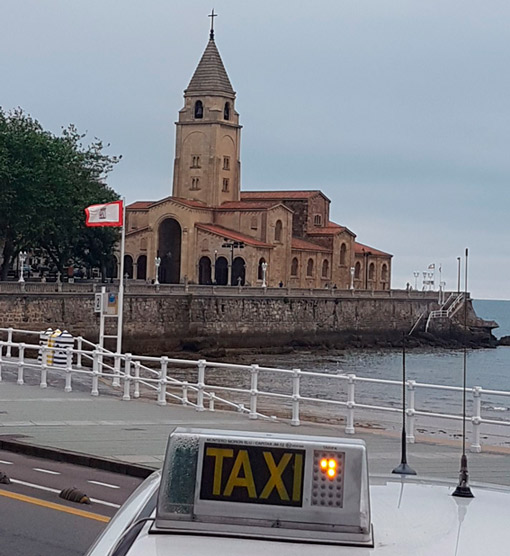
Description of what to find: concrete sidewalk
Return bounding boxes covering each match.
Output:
[1,380,509,486]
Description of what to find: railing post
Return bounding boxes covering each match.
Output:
[6,327,13,357]
[76,337,83,367]
[249,364,259,420]
[158,356,168,406]
[123,354,132,401]
[113,353,121,388]
[291,368,301,426]
[182,381,189,405]
[91,350,99,396]
[406,380,416,443]
[209,392,215,411]
[39,345,48,388]
[470,386,482,453]
[0,343,3,381]
[64,347,73,393]
[133,361,140,399]
[196,360,206,411]
[345,373,356,434]
[17,343,25,385]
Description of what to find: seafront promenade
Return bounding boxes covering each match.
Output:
[1,380,509,487]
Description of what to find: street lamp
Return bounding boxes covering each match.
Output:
[154,256,161,286]
[350,266,355,290]
[18,251,27,283]
[261,261,268,288]
[457,257,461,293]
[413,271,419,290]
[222,239,245,286]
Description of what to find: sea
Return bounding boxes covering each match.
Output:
[226,299,510,419]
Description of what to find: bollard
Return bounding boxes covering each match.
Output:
[40,345,48,389]
[113,353,121,388]
[291,368,301,426]
[17,343,25,385]
[91,351,99,396]
[470,386,482,453]
[123,354,132,401]
[249,364,259,420]
[345,374,356,434]
[209,392,215,411]
[406,380,416,443]
[158,357,168,406]
[133,361,140,399]
[196,360,206,411]
[76,337,83,367]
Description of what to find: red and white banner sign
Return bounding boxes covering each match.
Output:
[85,201,123,227]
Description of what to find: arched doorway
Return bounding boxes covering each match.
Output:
[232,257,246,286]
[124,255,133,279]
[199,256,212,285]
[215,256,228,285]
[137,255,147,280]
[158,218,182,284]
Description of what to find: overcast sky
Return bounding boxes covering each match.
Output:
[2,1,509,300]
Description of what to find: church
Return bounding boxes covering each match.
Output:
[124,27,392,290]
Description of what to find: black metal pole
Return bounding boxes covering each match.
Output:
[393,334,416,475]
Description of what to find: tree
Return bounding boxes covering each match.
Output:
[0,108,121,279]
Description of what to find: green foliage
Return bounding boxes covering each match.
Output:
[0,107,121,279]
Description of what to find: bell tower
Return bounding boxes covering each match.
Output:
[172,14,241,207]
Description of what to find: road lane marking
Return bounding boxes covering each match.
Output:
[0,488,110,523]
[10,479,121,508]
[34,468,61,475]
[0,459,13,465]
[88,480,120,489]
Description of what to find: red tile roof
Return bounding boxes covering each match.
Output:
[241,190,330,202]
[354,242,392,257]
[219,201,280,210]
[195,224,272,248]
[291,238,331,253]
[127,201,153,210]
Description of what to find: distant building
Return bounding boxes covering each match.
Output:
[125,30,391,290]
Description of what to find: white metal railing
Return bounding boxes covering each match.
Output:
[425,293,466,331]
[0,331,509,453]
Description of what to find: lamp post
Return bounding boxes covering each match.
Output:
[261,261,268,288]
[413,271,419,290]
[154,256,161,286]
[18,251,27,283]
[422,271,427,291]
[350,266,355,290]
[222,239,245,286]
[457,256,461,293]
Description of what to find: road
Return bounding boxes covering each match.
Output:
[0,449,143,556]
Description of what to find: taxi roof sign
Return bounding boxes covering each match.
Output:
[155,429,373,546]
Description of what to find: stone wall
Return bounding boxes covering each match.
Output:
[0,286,458,352]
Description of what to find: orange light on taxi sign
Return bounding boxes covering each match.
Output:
[320,458,338,479]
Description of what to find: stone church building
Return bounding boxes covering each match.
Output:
[124,30,392,290]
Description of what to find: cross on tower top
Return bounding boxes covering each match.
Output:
[208,9,217,40]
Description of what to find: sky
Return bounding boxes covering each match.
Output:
[2,1,509,299]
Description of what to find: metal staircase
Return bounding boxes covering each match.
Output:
[425,293,465,332]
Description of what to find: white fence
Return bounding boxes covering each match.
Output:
[0,327,509,453]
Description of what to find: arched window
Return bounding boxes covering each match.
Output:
[257,258,266,280]
[369,262,375,280]
[314,214,322,226]
[340,243,347,265]
[381,264,388,282]
[136,255,147,280]
[355,261,361,279]
[275,220,282,242]
[291,257,299,276]
[194,100,203,119]
[224,102,231,120]
[322,259,329,278]
[124,255,133,279]
[307,258,314,277]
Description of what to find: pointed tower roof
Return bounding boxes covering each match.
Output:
[185,38,235,97]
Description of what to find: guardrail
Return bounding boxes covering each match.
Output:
[0,329,508,453]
